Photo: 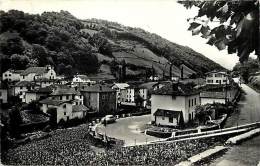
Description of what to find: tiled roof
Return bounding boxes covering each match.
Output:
[205,70,228,75]
[51,86,81,96]
[200,91,226,99]
[5,69,24,74]
[27,86,53,94]
[138,82,158,90]
[14,81,37,87]
[154,109,182,118]
[152,82,199,96]
[113,83,129,89]
[39,98,72,106]
[34,78,56,82]
[21,67,48,76]
[80,84,115,93]
[72,105,89,113]
[75,75,89,81]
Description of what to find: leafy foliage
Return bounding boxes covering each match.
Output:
[178,0,259,63]
[0,10,98,76]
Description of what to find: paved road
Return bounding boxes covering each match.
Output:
[211,84,260,166]
[97,115,159,146]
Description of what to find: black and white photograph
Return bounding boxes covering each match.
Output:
[0,0,259,165]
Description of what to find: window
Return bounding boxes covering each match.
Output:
[9,74,11,76]
[169,117,173,123]
[66,95,69,100]
[162,116,165,120]
[215,73,222,77]
[60,96,62,100]
[223,80,227,82]
[23,76,25,79]
[51,73,53,75]
[63,104,66,108]
[195,98,197,105]
[64,112,66,115]
[5,74,7,77]
[20,86,23,90]
[189,99,190,107]
[207,80,213,83]
[0,92,2,96]
[192,99,193,106]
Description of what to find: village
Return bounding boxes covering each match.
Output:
[0,64,241,136]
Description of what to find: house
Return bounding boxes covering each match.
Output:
[10,81,39,101]
[72,75,95,85]
[205,71,230,85]
[200,84,238,105]
[40,98,73,123]
[39,85,88,123]
[153,109,184,127]
[50,85,84,106]
[151,82,200,127]
[0,83,8,104]
[33,78,56,88]
[2,69,24,82]
[20,65,56,82]
[25,86,53,104]
[80,84,117,114]
[111,83,130,104]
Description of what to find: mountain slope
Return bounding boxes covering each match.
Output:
[0,10,225,80]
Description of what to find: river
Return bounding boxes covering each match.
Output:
[210,84,260,166]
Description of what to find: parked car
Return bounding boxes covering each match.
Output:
[101,115,116,124]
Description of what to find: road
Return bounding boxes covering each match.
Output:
[97,115,159,146]
[210,84,260,166]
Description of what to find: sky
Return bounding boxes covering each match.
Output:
[0,0,248,69]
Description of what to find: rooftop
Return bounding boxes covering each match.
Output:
[80,84,115,93]
[72,105,89,113]
[27,86,54,94]
[14,81,38,87]
[112,83,130,90]
[51,86,81,96]
[21,66,51,76]
[200,91,226,99]
[39,98,72,106]
[152,82,200,96]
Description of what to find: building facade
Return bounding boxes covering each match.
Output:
[206,71,230,85]
[20,65,56,82]
[80,85,117,114]
[151,83,200,126]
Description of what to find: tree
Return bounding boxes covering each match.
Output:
[10,54,30,69]
[0,36,25,56]
[178,0,259,63]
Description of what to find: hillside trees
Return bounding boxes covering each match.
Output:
[178,0,259,63]
[0,10,99,75]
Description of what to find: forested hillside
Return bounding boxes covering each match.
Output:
[0,10,224,79]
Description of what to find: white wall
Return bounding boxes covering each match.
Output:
[0,89,8,103]
[2,70,21,82]
[151,94,200,123]
[151,95,185,121]
[25,93,37,103]
[155,116,178,126]
[206,72,230,85]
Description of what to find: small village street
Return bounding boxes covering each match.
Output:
[211,84,260,166]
